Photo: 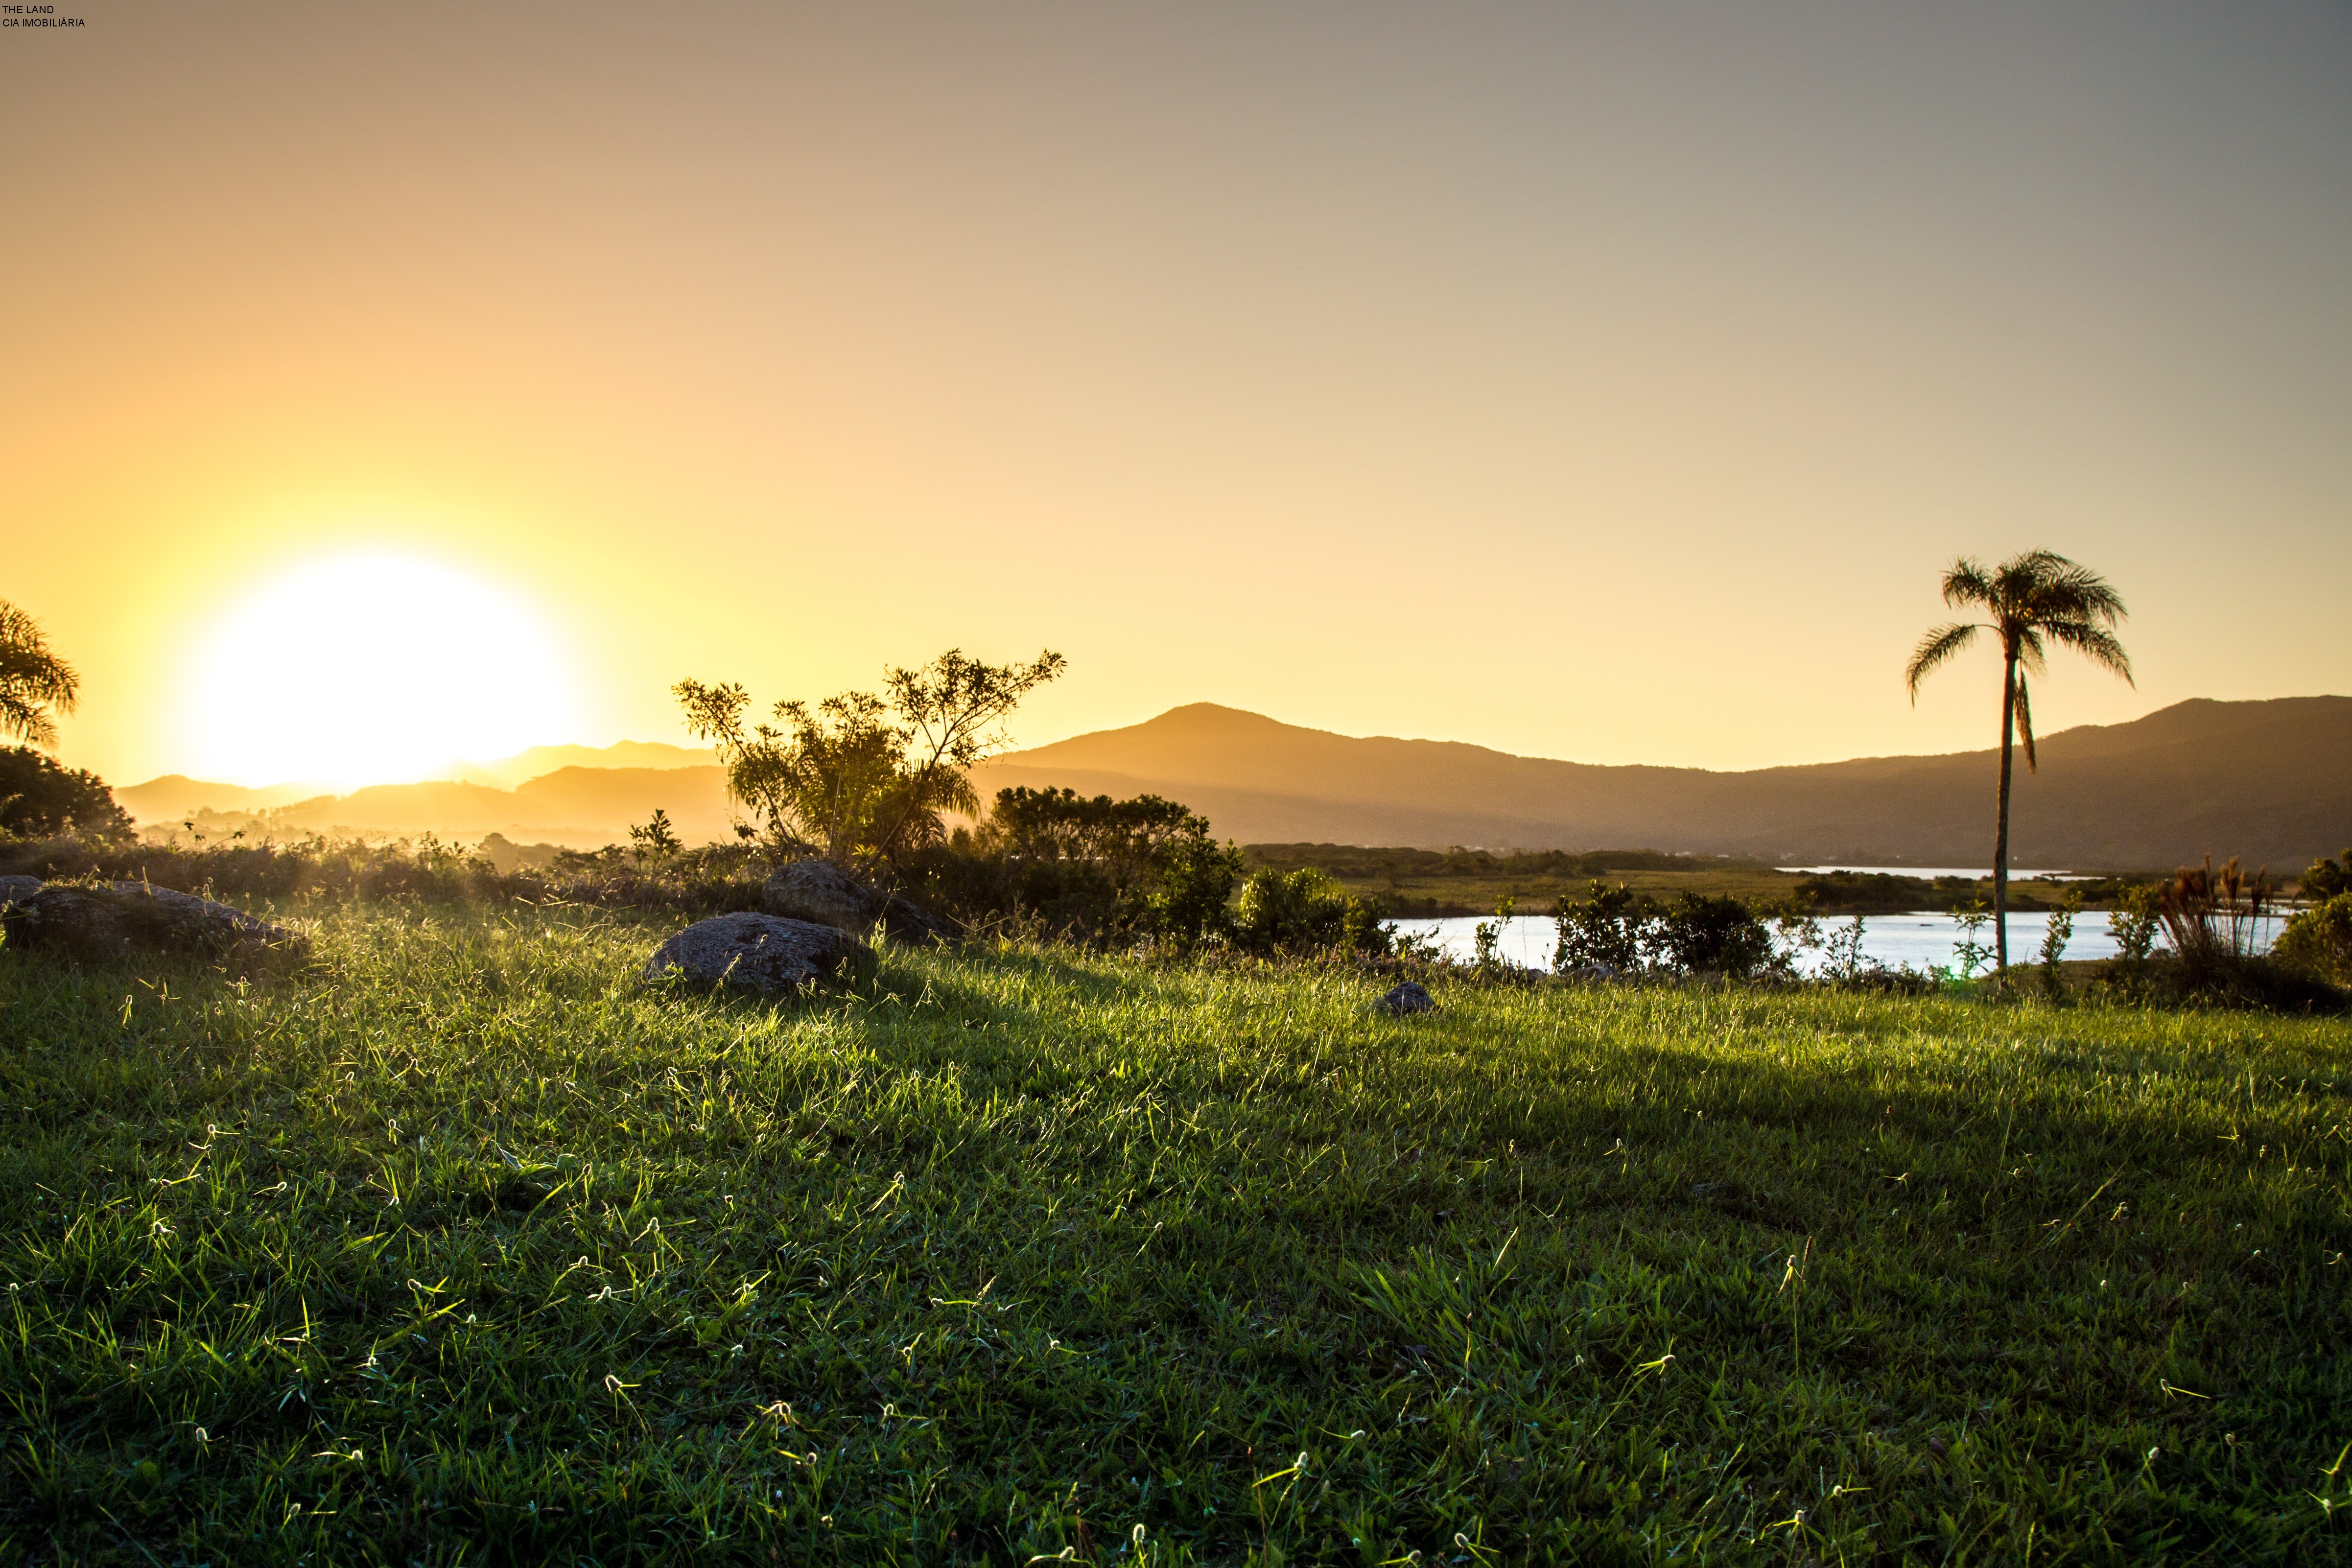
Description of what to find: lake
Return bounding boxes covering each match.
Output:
[1394,908,2283,976]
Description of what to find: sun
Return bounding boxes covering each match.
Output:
[185,552,583,788]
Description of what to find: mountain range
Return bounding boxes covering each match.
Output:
[116,696,2351,870]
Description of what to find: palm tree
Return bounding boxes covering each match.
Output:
[0,600,79,750]
[1905,551,2132,970]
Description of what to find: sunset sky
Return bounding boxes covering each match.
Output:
[5,1,2348,788]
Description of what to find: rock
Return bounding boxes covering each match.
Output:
[0,875,41,910]
[643,913,874,997]
[1375,981,1436,1015]
[1563,961,1624,982]
[761,858,955,945]
[2,880,307,965]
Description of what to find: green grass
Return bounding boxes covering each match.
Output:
[2,904,2349,1564]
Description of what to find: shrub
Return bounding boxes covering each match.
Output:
[1230,867,1388,960]
[2275,894,2352,988]
[1140,836,1247,953]
[1552,881,1652,973]
[2157,857,2273,986]
[1652,892,1779,980]
[2109,882,2162,964]
[2301,850,2352,903]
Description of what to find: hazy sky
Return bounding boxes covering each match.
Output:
[6,0,2348,785]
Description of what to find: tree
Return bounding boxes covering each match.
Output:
[0,601,79,750]
[0,747,133,840]
[675,649,1063,873]
[1905,550,2132,969]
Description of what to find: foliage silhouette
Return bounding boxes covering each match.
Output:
[675,649,1063,872]
[0,600,78,750]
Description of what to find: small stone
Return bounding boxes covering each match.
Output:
[1375,981,1436,1015]
[643,912,875,997]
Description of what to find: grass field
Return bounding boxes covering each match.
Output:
[2,904,2348,1564]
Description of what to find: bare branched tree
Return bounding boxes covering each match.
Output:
[675,648,1064,874]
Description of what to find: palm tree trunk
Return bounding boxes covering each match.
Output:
[1994,653,2015,970]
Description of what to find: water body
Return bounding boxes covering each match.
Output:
[1396,910,2282,977]
[1777,865,2088,880]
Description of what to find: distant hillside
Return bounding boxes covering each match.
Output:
[120,767,733,850]
[119,742,727,848]
[114,699,2348,867]
[973,698,2352,871]
[463,740,715,790]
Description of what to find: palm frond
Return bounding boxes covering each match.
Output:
[1905,622,1980,701]
[2013,672,2037,772]
[2013,626,2047,677]
[0,601,78,749]
[1939,558,1995,611]
[2039,618,2135,685]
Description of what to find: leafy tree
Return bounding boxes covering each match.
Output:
[2300,850,2352,903]
[0,747,132,840]
[0,601,78,750]
[1905,551,2132,970]
[675,649,1063,873]
[980,787,1205,901]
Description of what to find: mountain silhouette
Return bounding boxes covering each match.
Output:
[115,699,2349,869]
[972,697,2351,870]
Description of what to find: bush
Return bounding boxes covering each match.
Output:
[1229,867,1389,960]
[1136,836,1246,952]
[2275,893,2352,988]
[1652,891,1780,980]
[0,832,774,916]
[1552,881,1652,973]
[0,748,132,841]
[895,789,1242,948]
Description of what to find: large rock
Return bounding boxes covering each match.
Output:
[761,859,955,946]
[643,913,874,997]
[2,880,307,965]
[0,875,41,910]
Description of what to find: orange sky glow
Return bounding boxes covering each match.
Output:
[5,1,2348,787]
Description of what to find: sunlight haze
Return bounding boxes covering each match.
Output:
[5,0,2348,787]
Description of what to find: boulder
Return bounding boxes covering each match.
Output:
[643,913,874,997]
[2,880,307,965]
[1375,981,1437,1015]
[761,858,955,946]
[0,875,41,910]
